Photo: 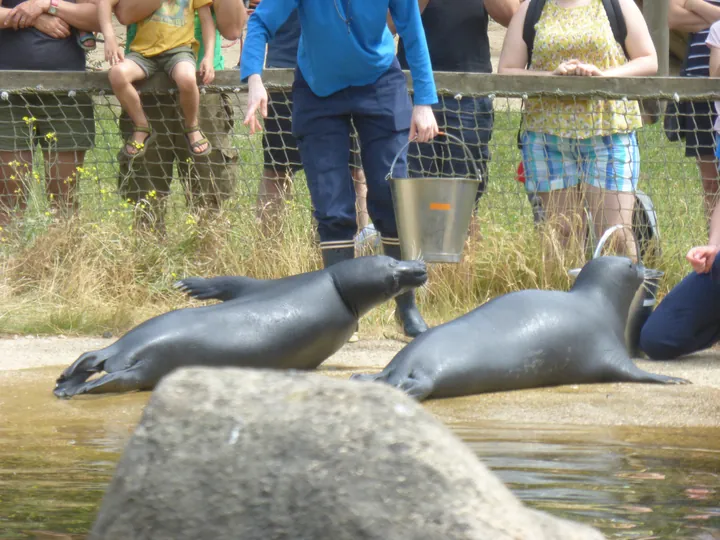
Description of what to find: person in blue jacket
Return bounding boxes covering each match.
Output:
[240,1,439,338]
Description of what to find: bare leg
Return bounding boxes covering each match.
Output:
[537,186,586,261]
[0,150,33,227]
[585,186,638,261]
[697,157,719,231]
[108,59,150,155]
[353,167,369,230]
[256,167,293,237]
[172,61,209,154]
[43,150,85,219]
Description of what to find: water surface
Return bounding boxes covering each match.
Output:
[0,367,718,539]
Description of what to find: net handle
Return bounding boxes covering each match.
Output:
[593,223,643,266]
[385,130,483,184]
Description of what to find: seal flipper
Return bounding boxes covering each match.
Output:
[600,346,691,385]
[174,276,261,302]
[351,370,434,401]
[54,349,116,399]
[54,368,148,398]
[614,365,691,385]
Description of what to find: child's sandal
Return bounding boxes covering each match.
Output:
[122,125,156,159]
[184,125,212,157]
[77,31,100,52]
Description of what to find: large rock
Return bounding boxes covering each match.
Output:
[90,367,605,540]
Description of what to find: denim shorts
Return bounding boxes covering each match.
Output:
[520,130,640,193]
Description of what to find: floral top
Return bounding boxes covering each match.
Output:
[523,0,643,139]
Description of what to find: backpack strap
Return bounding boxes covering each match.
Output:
[602,0,629,59]
[523,0,547,68]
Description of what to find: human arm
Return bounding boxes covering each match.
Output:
[386,0,429,36]
[4,0,101,32]
[240,0,297,133]
[198,4,216,84]
[213,0,248,41]
[113,0,162,25]
[99,0,123,66]
[668,0,720,32]
[684,0,720,27]
[597,0,657,77]
[686,201,720,273]
[485,0,520,28]
[708,22,720,76]
[389,0,439,141]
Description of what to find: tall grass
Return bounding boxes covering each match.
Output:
[0,97,708,336]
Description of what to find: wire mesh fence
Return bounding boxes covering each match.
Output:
[0,69,718,278]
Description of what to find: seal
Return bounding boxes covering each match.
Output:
[351,256,690,401]
[53,255,427,399]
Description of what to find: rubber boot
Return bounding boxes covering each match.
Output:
[382,243,428,338]
[321,245,359,343]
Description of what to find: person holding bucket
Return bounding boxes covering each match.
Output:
[239,1,439,338]
[639,204,720,361]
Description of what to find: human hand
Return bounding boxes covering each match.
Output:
[248,0,260,15]
[33,13,71,39]
[104,35,124,67]
[4,0,50,29]
[409,104,439,143]
[199,56,215,85]
[571,61,603,77]
[244,74,268,134]
[686,245,719,274]
[552,60,578,76]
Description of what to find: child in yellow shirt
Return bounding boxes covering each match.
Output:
[99,0,216,158]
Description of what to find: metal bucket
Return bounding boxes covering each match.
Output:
[568,224,664,358]
[386,132,482,263]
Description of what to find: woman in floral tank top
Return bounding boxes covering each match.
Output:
[498,0,657,260]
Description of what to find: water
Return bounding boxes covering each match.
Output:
[0,367,718,539]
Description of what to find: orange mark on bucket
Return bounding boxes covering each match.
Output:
[430,202,451,211]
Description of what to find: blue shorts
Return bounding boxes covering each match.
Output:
[520,131,640,193]
[714,132,720,162]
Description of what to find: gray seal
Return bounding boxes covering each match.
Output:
[351,256,690,401]
[53,255,427,399]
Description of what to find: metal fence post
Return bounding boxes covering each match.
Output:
[643,0,670,77]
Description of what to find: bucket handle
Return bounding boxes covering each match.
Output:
[385,131,483,184]
[593,223,643,266]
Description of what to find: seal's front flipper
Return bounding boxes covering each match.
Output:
[350,372,386,383]
[610,359,692,385]
[55,369,147,398]
[174,276,262,302]
[397,371,434,401]
[56,350,110,384]
[627,369,691,385]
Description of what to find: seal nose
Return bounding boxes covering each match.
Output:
[396,260,428,285]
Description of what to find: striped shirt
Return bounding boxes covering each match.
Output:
[682,0,720,78]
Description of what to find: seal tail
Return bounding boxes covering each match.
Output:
[53,349,113,399]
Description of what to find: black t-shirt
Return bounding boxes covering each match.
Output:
[397,0,492,74]
[0,0,85,71]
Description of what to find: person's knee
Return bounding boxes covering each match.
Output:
[109,64,131,87]
[173,63,199,93]
[639,311,689,361]
[639,328,684,361]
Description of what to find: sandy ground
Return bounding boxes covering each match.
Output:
[2,335,718,429]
